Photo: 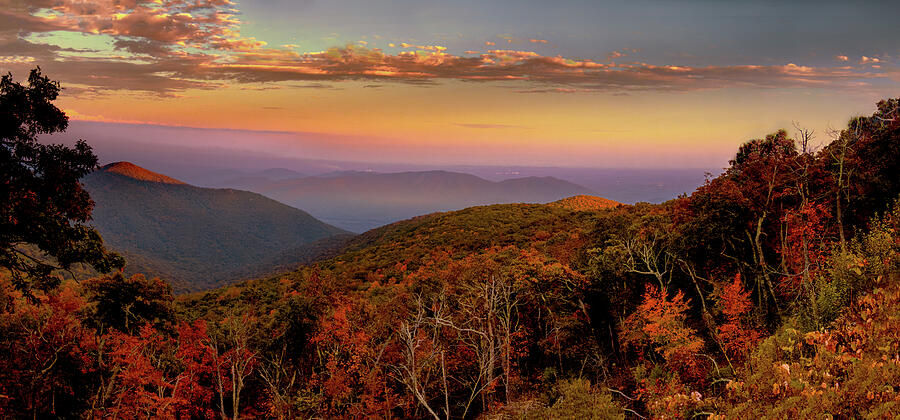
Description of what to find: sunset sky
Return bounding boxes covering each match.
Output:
[3,0,899,168]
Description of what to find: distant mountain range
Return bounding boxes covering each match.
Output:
[82,162,350,291]
[213,170,596,232]
[79,163,605,289]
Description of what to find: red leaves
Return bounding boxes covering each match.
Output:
[778,203,832,297]
[96,320,222,418]
[621,285,707,383]
[102,326,177,418]
[0,284,95,417]
[173,321,218,418]
[717,274,761,364]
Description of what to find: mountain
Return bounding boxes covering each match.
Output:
[215,170,596,232]
[82,162,350,291]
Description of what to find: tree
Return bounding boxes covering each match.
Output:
[83,273,175,335]
[716,274,760,364]
[0,67,123,294]
[621,285,706,382]
[212,311,258,420]
[727,130,799,314]
[839,98,900,227]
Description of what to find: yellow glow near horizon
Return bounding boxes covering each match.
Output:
[56,79,882,167]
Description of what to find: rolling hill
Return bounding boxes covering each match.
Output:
[549,194,622,211]
[214,170,596,232]
[82,162,350,291]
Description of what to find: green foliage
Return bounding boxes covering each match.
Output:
[0,68,123,294]
[521,379,624,420]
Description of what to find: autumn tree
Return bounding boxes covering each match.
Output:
[716,274,760,364]
[172,321,219,419]
[95,325,179,418]
[837,98,900,228]
[83,273,175,334]
[212,311,259,420]
[621,285,706,382]
[0,68,123,294]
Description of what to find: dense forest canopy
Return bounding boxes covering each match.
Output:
[1,69,899,418]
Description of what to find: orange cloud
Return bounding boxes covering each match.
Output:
[8,0,252,53]
[861,56,881,64]
[529,39,548,44]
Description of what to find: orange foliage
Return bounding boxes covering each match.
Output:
[717,274,761,363]
[622,285,707,383]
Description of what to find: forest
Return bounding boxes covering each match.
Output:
[2,69,900,419]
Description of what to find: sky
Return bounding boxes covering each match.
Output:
[2,0,900,168]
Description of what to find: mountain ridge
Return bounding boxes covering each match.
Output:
[214,169,597,232]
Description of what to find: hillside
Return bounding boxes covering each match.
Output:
[214,170,596,232]
[82,162,350,290]
[549,194,622,211]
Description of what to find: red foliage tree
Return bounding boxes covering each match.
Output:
[717,274,761,364]
[621,285,707,383]
[101,325,178,418]
[173,321,219,419]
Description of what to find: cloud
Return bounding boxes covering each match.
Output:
[204,45,880,94]
[835,55,849,62]
[0,55,36,63]
[1,1,894,96]
[861,56,881,64]
[399,43,447,52]
[529,39,548,44]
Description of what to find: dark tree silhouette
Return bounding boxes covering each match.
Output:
[0,67,123,293]
[84,273,175,334]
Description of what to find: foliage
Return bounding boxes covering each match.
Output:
[548,194,622,212]
[715,283,900,418]
[717,274,761,364]
[621,285,707,383]
[520,379,624,419]
[0,68,123,294]
[83,272,175,334]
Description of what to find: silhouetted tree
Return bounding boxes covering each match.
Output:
[0,67,123,294]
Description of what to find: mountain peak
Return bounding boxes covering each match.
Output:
[99,162,186,184]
